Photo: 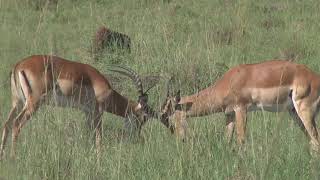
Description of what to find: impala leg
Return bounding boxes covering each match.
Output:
[174,111,187,142]
[124,116,135,137]
[234,107,247,145]
[84,111,95,131]
[123,115,144,139]
[135,115,147,137]
[94,117,102,156]
[288,107,308,137]
[225,114,235,144]
[93,105,103,155]
[293,100,320,152]
[0,106,18,160]
[10,107,27,159]
[10,102,37,159]
[84,107,103,153]
[297,110,319,151]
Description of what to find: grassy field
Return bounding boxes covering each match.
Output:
[1,0,320,179]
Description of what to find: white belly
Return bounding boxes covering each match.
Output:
[247,87,293,112]
[248,101,292,112]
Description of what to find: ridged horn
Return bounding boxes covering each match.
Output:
[106,65,144,96]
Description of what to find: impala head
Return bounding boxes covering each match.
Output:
[160,89,180,133]
[160,81,192,134]
[107,65,156,119]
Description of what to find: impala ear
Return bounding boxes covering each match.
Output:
[174,90,181,103]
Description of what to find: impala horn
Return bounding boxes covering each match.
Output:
[106,65,144,96]
[106,65,151,109]
[161,76,173,109]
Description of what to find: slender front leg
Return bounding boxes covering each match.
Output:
[225,114,235,144]
[234,106,247,145]
[84,110,95,131]
[124,116,136,138]
[173,111,187,142]
[93,104,103,155]
[94,117,102,155]
[135,115,147,137]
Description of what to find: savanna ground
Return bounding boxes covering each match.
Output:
[0,0,320,179]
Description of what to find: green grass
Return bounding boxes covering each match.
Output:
[1,0,320,179]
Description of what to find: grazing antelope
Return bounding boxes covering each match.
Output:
[92,26,131,60]
[161,60,320,152]
[0,55,157,159]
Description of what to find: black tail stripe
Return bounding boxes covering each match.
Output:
[20,70,32,94]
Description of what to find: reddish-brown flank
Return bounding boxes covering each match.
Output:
[162,60,320,152]
[0,55,154,159]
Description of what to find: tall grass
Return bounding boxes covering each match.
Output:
[0,0,320,179]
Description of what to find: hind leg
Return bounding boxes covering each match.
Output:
[10,101,38,159]
[288,107,308,137]
[292,99,320,152]
[0,105,18,160]
[0,73,23,160]
[299,111,319,151]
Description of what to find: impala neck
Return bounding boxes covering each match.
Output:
[179,87,225,117]
[103,90,140,118]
